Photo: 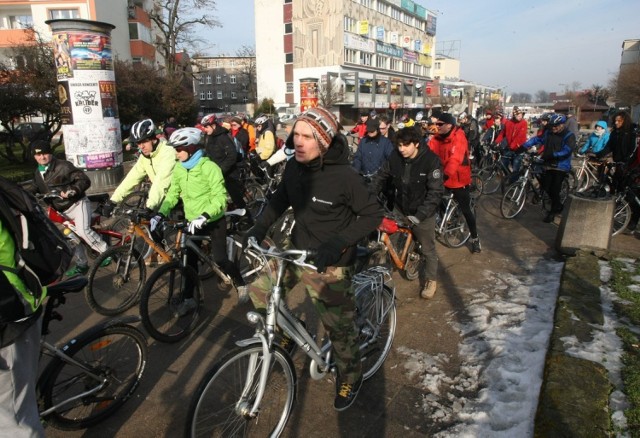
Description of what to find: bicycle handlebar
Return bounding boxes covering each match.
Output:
[247,238,317,270]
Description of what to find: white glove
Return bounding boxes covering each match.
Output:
[188,215,208,234]
[150,215,163,232]
[407,215,420,225]
[529,146,537,153]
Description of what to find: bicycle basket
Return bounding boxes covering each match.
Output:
[378,217,398,234]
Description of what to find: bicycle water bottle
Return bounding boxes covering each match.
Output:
[63,227,81,245]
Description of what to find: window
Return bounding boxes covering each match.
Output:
[49,9,80,19]
[243,96,249,103]
[376,55,388,69]
[377,2,387,14]
[359,0,371,7]
[207,91,213,100]
[216,75,221,84]
[435,62,441,69]
[403,14,413,26]
[403,61,412,74]
[217,91,223,99]
[198,75,204,84]
[199,92,205,100]
[285,23,292,34]
[9,15,33,29]
[343,16,357,33]
[223,74,227,83]
[231,92,237,100]
[286,83,294,93]
[390,8,401,20]
[206,74,212,84]
[285,53,293,63]
[128,23,152,43]
[413,64,421,75]
[390,58,401,71]
[344,49,357,64]
[360,52,373,66]
[230,75,236,84]
[230,59,235,67]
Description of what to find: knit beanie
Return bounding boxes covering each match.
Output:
[294,107,339,154]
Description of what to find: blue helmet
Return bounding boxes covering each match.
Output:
[548,114,567,126]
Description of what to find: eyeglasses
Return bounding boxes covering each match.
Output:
[435,122,446,126]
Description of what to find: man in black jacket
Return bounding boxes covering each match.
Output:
[243,106,382,411]
[369,127,444,299]
[200,114,247,211]
[27,141,109,276]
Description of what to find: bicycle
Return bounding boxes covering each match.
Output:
[38,276,147,430]
[184,240,396,437]
[476,145,512,194]
[435,191,475,248]
[500,151,570,219]
[138,214,274,343]
[572,154,604,193]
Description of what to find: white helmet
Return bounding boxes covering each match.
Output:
[168,127,202,148]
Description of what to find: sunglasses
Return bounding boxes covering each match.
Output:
[435,122,446,126]
[174,146,189,153]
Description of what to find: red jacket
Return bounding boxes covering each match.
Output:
[496,118,528,151]
[428,127,471,189]
[350,122,367,139]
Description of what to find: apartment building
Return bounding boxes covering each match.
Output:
[0,0,162,68]
[192,55,256,115]
[255,0,437,120]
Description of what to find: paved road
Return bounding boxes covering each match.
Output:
[44,190,639,437]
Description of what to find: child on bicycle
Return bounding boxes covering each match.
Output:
[242,106,383,411]
[151,128,247,314]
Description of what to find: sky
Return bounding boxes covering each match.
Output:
[393,256,635,437]
[198,0,639,96]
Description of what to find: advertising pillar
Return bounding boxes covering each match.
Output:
[299,78,319,112]
[46,19,123,194]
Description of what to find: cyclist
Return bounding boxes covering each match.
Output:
[496,106,528,184]
[458,112,480,161]
[378,114,396,144]
[242,106,382,411]
[200,114,248,212]
[522,114,574,223]
[429,113,482,254]
[105,119,176,214]
[481,111,504,147]
[254,115,277,160]
[579,121,609,157]
[239,113,256,153]
[398,112,415,129]
[370,126,444,299]
[349,111,369,140]
[352,118,394,180]
[151,127,247,310]
[28,141,109,276]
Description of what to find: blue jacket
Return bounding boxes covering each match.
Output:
[523,129,574,172]
[352,134,394,176]
[579,121,609,155]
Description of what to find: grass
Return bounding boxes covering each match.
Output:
[610,259,640,436]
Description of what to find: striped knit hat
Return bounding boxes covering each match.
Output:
[295,106,339,154]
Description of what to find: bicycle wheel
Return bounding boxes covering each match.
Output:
[501,182,527,219]
[185,344,296,438]
[244,183,265,205]
[403,243,420,281]
[469,173,483,199]
[120,190,147,209]
[139,261,202,343]
[86,246,146,316]
[40,325,147,430]
[573,166,589,193]
[442,204,471,248]
[478,165,504,195]
[612,196,631,236]
[355,282,396,380]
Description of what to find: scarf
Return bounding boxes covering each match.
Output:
[180,149,204,170]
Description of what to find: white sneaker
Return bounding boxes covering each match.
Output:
[421,280,437,299]
[174,298,197,317]
[236,285,249,304]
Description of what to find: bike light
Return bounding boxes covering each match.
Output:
[378,217,399,234]
[247,311,264,327]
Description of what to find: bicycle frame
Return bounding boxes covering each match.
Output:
[380,227,414,270]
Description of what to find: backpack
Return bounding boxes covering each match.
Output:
[229,134,245,162]
[0,177,73,344]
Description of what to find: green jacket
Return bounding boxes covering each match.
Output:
[158,157,227,222]
[0,219,40,312]
[111,140,176,210]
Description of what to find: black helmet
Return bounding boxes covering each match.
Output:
[129,119,157,144]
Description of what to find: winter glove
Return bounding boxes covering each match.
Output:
[314,238,347,274]
[242,223,269,251]
[188,215,209,234]
[101,200,116,218]
[149,214,164,232]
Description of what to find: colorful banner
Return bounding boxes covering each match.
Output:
[358,20,369,35]
[300,78,318,112]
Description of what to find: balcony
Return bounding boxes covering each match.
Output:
[0,28,34,48]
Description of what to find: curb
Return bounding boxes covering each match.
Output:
[535,250,612,437]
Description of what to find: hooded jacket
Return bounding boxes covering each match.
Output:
[31,157,90,212]
[204,125,239,177]
[352,133,395,176]
[496,117,528,151]
[579,121,610,156]
[370,144,443,221]
[254,134,382,266]
[111,139,176,210]
[429,126,472,189]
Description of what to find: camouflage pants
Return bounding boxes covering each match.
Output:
[248,264,362,384]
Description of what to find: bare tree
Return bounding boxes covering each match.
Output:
[235,45,257,106]
[610,63,640,108]
[535,90,550,103]
[317,75,342,108]
[149,0,220,77]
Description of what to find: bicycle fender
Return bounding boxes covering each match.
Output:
[236,334,264,348]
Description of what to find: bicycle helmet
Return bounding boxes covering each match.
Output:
[168,127,203,148]
[254,115,269,125]
[415,111,424,122]
[548,113,567,126]
[200,114,217,127]
[129,119,157,144]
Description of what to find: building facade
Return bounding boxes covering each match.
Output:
[255,0,437,121]
[0,0,162,68]
[192,56,256,116]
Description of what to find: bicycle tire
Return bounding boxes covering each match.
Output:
[86,246,146,316]
[40,325,147,430]
[356,283,396,380]
[244,183,265,205]
[573,166,590,193]
[139,261,202,343]
[501,182,527,219]
[477,165,504,195]
[442,204,471,248]
[403,243,420,281]
[120,190,147,209]
[185,344,296,438]
[612,196,631,236]
[470,173,483,199]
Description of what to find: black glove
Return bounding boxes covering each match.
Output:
[314,238,347,274]
[101,200,116,217]
[142,207,156,219]
[260,161,274,178]
[242,223,268,251]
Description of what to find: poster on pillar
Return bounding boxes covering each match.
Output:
[300,78,319,112]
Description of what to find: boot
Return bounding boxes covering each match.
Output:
[421,280,437,299]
